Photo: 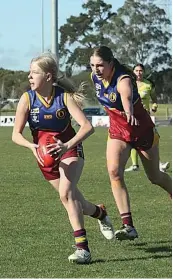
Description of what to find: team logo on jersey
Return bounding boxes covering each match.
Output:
[109,92,116,102]
[30,107,39,114]
[30,107,39,123]
[56,108,66,119]
[95,83,101,97]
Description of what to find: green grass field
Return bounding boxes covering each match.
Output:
[0,127,172,278]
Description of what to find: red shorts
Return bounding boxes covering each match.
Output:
[32,127,84,181]
[107,100,158,151]
[38,143,84,181]
[108,127,159,151]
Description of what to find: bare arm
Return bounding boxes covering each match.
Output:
[117,77,134,116]
[12,93,32,148]
[12,94,43,165]
[117,77,138,125]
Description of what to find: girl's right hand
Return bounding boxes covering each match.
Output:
[125,112,139,126]
[28,143,44,166]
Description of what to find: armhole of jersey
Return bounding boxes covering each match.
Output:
[90,72,94,83]
[63,92,68,106]
[24,92,30,110]
[117,74,130,84]
[116,75,131,94]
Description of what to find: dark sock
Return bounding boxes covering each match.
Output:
[90,205,107,220]
[121,212,134,227]
[74,228,90,252]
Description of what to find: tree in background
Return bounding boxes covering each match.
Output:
[59,0,171,72]
[59,0,116,71]
[104,0,171,70]
[0,68,29,99]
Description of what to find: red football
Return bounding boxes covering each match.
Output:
[37,134,58,167]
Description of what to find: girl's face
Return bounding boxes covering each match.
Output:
[133,66,144,81]
[28,62,48,91]
[90,55,113,80]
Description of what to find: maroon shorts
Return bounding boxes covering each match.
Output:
[109,127,159,151]
[130,127,160,151]
[107,99,157,151]
[38,143,84,181]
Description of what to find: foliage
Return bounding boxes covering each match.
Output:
[0,66,171,103]
[59,0,116,70]
[104,0,172,69]
[0,68,29,99]
[152,68,172,103]
[59,0,171,71]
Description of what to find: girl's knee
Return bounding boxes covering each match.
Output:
[108,166,123,181]
[59,192,69,204]
[59,188,76,205]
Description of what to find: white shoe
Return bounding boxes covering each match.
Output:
[115,224,138,241]
[98,215,114,240]
[68,248,91,264]
[125,165,139,172]
[159,162,170,172]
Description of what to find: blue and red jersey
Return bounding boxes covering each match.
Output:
[24,86,76,143]
[91,69,155,146]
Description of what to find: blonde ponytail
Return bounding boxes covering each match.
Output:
[57,75,87,108]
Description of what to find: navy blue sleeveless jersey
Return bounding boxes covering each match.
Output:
[91,69,155,147]
[91,69,140,111]
[25,86,71,133]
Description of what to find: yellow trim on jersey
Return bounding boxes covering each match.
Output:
[36,87,55,108]
[24,92,30,110]
[90,72,94,82]
[63,92,68,106]
[133,98,140,105]
[102,68,115,88]
[117,74,130,84]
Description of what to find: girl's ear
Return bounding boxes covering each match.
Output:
[46,73,52,81]
[110,61,114,68]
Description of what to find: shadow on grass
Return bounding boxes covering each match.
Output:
[144,246,172,253]
[129,239,171,246]
[128,240,172,253]
[91,253,171,264]
[91,240,172,264]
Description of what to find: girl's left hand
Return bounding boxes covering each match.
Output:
[47,138,68,159]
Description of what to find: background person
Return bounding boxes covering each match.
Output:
[125,63,170,173]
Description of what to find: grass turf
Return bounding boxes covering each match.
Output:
[0,126,172,278]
